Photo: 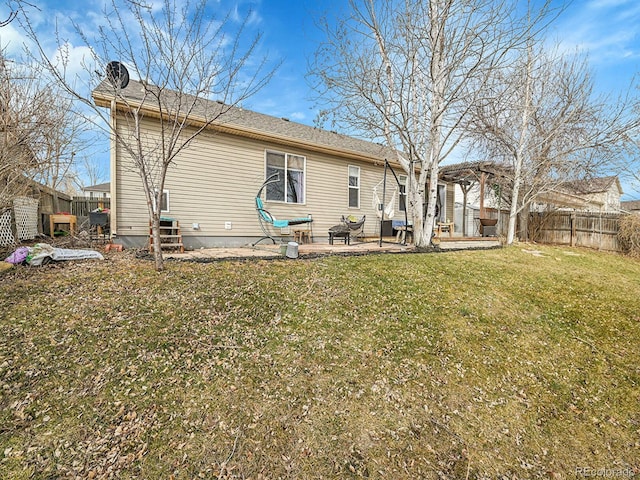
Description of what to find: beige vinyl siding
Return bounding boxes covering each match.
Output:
[115,115,389,242]
[117,118,268,238]
[303,152,384,238]
[446,187,455,225]
[115,114,460,244]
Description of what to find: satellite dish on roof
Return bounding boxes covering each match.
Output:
[106,61,129,89]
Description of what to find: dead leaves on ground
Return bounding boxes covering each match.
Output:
[1,248,640,478]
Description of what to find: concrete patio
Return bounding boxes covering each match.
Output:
[163,236,501,261]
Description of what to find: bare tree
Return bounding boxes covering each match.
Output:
[466,42,639,244]
[618,113,640,196]
[310,0,552,247]
[16,0,278,270]
[32,90,96,211]
[0,60,35,210]
[0,53,82,212]
[76,150,109,191]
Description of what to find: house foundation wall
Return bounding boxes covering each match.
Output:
[114,234,286,250]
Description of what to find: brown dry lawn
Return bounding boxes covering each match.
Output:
[0,245,639,479]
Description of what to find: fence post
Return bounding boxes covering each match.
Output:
[570,213,576,247]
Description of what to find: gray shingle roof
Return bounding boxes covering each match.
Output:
[83,182,110,192]
[562,176,620,195]
[93,79,397,163]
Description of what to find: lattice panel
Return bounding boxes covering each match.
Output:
[0,210,15,246]
[13,197,39,241]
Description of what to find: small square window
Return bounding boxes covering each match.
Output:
[154,189,170,213]
[160,190,169,213]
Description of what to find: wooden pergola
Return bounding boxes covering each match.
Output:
[439,161,512,236]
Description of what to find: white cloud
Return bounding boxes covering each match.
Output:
[0,22,33,58]
[230,3,263,26]
[556,0,640,65]
[52,42,99,87]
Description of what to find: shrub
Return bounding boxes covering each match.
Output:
[617,214,640,256]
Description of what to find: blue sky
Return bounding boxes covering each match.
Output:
[552,0,640,94]
[1,0,639,197]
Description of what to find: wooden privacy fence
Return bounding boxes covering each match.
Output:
[71,197,111,217]
[529,211,620,252]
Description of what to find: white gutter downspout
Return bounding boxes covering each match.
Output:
[109,99,117,239]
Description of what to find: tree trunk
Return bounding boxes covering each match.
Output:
[507,180,520,245]
[520,202,530,242]
[421,161,440,247]
[407,177,426,247]
[151,213,164,271]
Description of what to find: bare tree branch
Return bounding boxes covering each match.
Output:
[466,42,640,243]
[0,50,87,212]
[309,0,556,247]
[15,0,279,270]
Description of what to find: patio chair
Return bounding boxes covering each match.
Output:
[341,215,366,243]
[473,209,481,237]
[392,220,413,244]
[253,174,313,245]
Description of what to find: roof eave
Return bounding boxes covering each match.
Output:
[213,122,390,165]
[93,90,394,167]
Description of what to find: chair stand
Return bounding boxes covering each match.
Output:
[254,234,282,246]
[293,229,311,244]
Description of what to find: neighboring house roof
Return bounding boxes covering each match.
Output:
[92,80,399,165]
[621,200,640,211]
[83,182,111,193]
[536,189,603,209]
[444,159,622,212]
[561,176,622,195]
[537,176,622,211]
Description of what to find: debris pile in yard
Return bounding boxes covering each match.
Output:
[4,243,104,266]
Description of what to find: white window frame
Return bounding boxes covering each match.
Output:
[398,175,407,212]
[153,189,170,213]
[348,165,360,209]
[437,183,446,222]
[264,150,306,204]
[161,190,170,213]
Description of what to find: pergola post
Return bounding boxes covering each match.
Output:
[460,181,472,236]
[479,172,486,218]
